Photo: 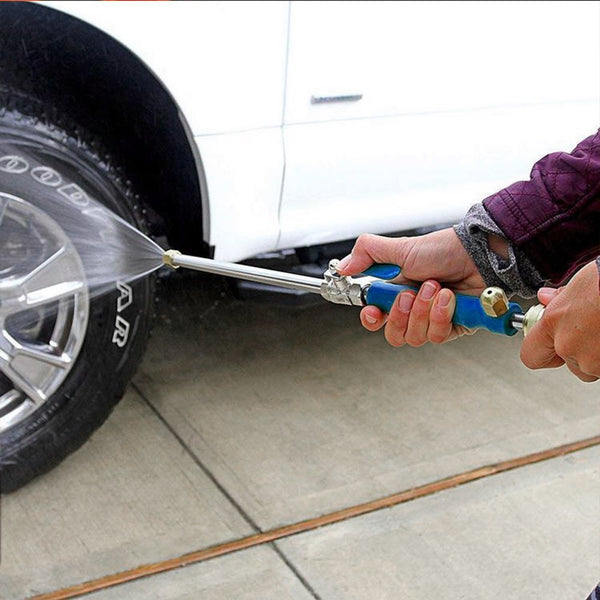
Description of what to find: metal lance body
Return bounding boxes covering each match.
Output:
[162,250,545,336]
[162,250,322,294]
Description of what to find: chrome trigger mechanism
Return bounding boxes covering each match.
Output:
[320,259,367,306]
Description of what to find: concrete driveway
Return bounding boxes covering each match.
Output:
[2,270,599,599]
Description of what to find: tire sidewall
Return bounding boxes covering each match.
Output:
[0,114,153,490]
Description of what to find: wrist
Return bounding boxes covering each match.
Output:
[454,204,544,298]
[488,233,509,260]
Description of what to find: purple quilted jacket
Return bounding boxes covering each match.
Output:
[482,129,600,284]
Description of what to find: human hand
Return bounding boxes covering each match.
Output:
[336,228,486,347]
[520,260,600,382]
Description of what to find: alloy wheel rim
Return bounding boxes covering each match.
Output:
[0,193,89,433]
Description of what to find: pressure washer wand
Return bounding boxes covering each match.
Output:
[162,250,544,337]
[163,250,322,294]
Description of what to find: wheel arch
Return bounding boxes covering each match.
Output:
[0,1,211,256]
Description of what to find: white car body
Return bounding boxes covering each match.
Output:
[46,0,600,262]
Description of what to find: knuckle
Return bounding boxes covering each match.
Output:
[352,234,371,255]
[404,332,425,347]
[541,303,563,330]
[553,338,573,360]
[430,306,451,326]
[577,359,600,379]
[568,365,594,383]
[356,233,376,248]
[354,233,368,246]
[428,331,448,344]
[388,308,409,331]
[409,298,430,319]
[383,313,408,347]
[520,347,538,369]
[384,326,405,347]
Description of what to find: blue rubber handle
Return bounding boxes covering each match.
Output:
[362,264,402,280]
[365,281,522,336]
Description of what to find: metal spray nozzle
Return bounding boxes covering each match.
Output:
[162,249,182,269]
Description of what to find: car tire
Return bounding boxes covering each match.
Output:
[0,93,155,493]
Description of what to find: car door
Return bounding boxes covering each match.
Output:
[278,1,600,250]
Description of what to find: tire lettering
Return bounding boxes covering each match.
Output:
[58,183,89,207]
[1,156,90,210]
[31,166,63,187]
[0,155,29,174]
[116,282,133,313]
[113,281,133,348]
[112,315,130,348]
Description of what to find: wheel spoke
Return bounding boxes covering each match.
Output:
[0,332,72,406]
[12,343,72,369]
[22,280,83,309]
[22,247,85,303]
[0,247,85,319]
[0,389,22,413]
[0,347,46,406]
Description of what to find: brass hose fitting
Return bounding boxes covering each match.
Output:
[522,304,546,336]
[162,249,182,269]
[480,287,509,317]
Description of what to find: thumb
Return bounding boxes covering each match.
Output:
[336,234,409,275]
[537,286,562,306]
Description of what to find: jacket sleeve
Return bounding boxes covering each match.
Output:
[482,129,600,284]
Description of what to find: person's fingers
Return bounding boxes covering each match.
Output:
[520,319,564,370]
[336,234,408,275]
[383,291,416,347]
[360,306,387,331]
[404,280,441,347]
[537,286,563,305]
[565,359,599,383]
[428,288,456,344]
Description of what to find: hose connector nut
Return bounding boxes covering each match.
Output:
[522,304,545,336]
[163,249,182,269]
[480,287,509,317]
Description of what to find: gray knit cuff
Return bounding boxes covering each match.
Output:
[453,204,544,299]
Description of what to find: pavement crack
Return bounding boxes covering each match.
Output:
[272,542,323,600]
[132,382,262,534]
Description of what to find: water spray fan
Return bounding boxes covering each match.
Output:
[162,250,545,337]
